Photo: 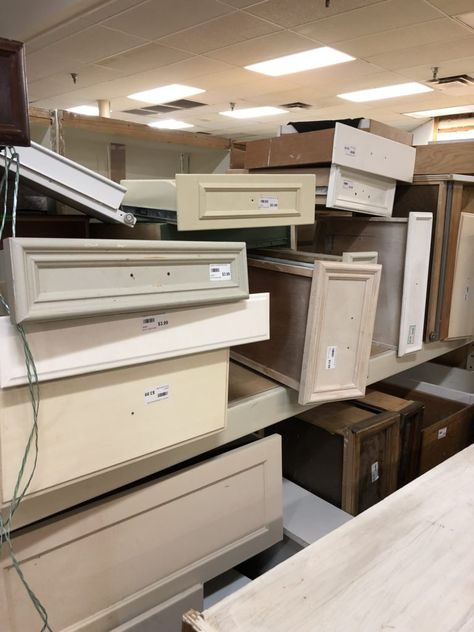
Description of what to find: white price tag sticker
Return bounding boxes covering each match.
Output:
[259,196,279,209]
[144,385,169,405]
[371,462,379,483]
[407,324,416,345]
[326,346,337,369]
[210,263,232,281]
[344,145,356,157]
[142,314,169,332]
[438,427,447,440]
[342,179,354,190]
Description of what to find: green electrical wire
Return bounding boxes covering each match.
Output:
[0,146,53,631]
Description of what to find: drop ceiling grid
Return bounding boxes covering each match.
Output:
[16,0,474,137]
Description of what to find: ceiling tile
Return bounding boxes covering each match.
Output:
[367,36,474,69]
[102,0,233,40]
[28,64,124,101]
[159,12,282,54]
[219,0,264,6]
[205,30,319,65]
[293,0,445,44]
[245,0,383,28]
[335,18,471,59]
[97,43,191,73]
[427,0,474,15]
[397,56,474,81]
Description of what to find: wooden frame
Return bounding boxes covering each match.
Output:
[0,38,30,146]
[0,237,249,323]
[232,258,381,405]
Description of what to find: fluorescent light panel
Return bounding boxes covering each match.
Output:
[220,106,288,119]
[148,119,194,129]
[246,46,355,77]
[67,105,99,116]
[404,104,474,118]
[128,84,205,104]
[338,82,432,102]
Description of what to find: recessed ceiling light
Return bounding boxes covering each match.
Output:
[128,84,205,104]
[338,82,433,102]
[404,104,474,118]
[245,47,355,77]
[148,119,194,129]
[67,105,99,116]
[220,106,288,119]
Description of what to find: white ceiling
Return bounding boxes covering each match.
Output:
[4,0,474,139]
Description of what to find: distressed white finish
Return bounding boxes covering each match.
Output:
[185,445,474,632]
[299,261,381,404]
[331,123,416,183]
[0,237,248,323]
[0,349,229,504]
[327,164,396,216]
[0,436,282,632]
[448,212,474,339]
[2,142,132,225]
[341,251,378,264]
[398,212,433,356]
[122,178,177,211]
[0,293,269,387]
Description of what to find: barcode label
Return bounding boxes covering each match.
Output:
[326,345,337,369]
[438,427,447,440]
[142,314,169,332]
[464,285,470,301]
[144,384,170,405]
[210,263,232,281]
[407,324,416,345]
[344,145,356,157]
[371,462,379,483]
[342,179,354,190]
[259,196,278,209]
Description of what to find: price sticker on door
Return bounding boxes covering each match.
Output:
[210,263,232,281]
[142,314,170,332]
[144,385,170,405]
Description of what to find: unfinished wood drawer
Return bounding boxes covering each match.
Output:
[233,257,381,404]
[0,436,282,631]
[271,402,400,515]
[0,237,249,323]
[0,349,229,509]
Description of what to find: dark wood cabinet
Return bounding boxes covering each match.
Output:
[0,37,30,146]
[269,402,400,515]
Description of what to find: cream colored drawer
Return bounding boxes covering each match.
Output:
[0,349,229,507]
[1,436,282,632]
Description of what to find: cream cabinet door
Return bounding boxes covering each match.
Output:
[0,349,229,505]
[447,212,474,339]
[0,436,282,632]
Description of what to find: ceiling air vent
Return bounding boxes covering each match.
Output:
[279,102,311,109]
[429,74,474,96]
[123,100,206,116]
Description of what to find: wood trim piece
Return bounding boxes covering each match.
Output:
[398,212,433,356]
[1,237,249,323]
[0,294,269,388]
[0,437,281,631]
[425,182,448,340]
[175,174,316,230]
[299,261,381,404]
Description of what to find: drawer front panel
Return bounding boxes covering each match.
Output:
[0,349,229,502]
[0,436,282,632]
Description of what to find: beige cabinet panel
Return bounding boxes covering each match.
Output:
[0,237,249,323]
[0,349,229,505]
[447,212,474,339]
[0,436,282,632]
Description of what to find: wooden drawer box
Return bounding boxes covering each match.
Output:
[269,402,400,515]
[354,389,424,487]
[375,382,473,475]
[313,214,432,351]
[0,349,229,513]
[0,436,282,631]
[232,257,381,405]
[393,174,474,341]
[0,237,249,323]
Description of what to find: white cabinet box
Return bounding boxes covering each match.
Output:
[0,349,229,507]
[0,293,269,387]
[0,237,249,323]
[0,436,282,632]
[122,174,316,230]
[2,141,133,226]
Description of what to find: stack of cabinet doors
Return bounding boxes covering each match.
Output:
[393,174,474,342]
[0,236,284,631]
[268,401,400,515]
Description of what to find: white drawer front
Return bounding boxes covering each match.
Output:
[0,349,229,503]
[1,436,282,632]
